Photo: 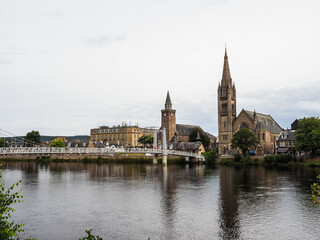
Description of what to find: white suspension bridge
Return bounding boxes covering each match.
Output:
[0,128,204,164]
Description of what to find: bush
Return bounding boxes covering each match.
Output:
[203,150,218,165]
[241,156,252,164]
[234,153,242,162]
[0,165,24,239]
[80,229,103,240]
[264,154,294,164]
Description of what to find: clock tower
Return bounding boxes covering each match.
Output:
[161,91,176,142]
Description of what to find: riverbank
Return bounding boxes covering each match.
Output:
[217,155,320,167]
[1,154,320,167]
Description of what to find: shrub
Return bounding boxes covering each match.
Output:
[203,150,218,165]
[79,229,103,240]
[234,153,242,162]
[0,165,24,239]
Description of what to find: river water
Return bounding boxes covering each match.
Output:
[2,162,320,240]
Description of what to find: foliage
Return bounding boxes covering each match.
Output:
[0,139,8,148]
[24,130,41,147]
[311,175,320,207]
[231,128,259,157]
[234,153,242,162]
[0,165,24,239]
[50,139,65,148]
[203,150,217,164]
[79,229,103,240]
[264,154,294,164]
[138,135,154,147]
[189,127,210,150]
[295,117,320,156]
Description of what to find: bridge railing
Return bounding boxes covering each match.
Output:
[0,147,200,158]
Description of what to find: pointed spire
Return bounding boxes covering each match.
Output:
[196,132,202,142]
[221,47,232,87]
[165,91,172,109]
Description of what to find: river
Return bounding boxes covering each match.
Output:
[2,162,320,240]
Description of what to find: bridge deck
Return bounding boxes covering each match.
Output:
[0,147,203,159]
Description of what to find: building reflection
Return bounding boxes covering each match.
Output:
[218,167,241,239]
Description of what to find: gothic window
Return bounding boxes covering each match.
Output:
[232,104,235,115]
[262,133,265,140]
[258,133,260,140]
[223,122,226,129]
[223,135,228,140]
[222,89,226,98]
[240,122,249,129]
[221,103,227,115]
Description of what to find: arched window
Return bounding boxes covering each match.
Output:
[240,122,249,129]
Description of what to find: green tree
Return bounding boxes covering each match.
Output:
[0,139,8,147]
[311,175,320,207]
[295,117,320,156]
[24,130,41,147]
[50,139,65,148]
[0,165,24,239]
[231,128,259,157]
[138,135,153,147]
[189,127,210,150]
[203,150,218,164]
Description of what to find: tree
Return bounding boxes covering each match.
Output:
[203,150,218,165]
[0,165,24,239]
[295,117,320,156]
[24,130,41,147]
[189,127,210,150]
[50,139,65,148]
[0,139,8,147]
[138,135,153,147]
[231,128,259,157]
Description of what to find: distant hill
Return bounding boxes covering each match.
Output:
[40,135,90,142]
[4,135,90,143]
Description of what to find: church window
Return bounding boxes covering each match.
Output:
[223,122,226,129]
[223,135,228,140]
[262,133,265,140]
[258,133,260,140]
[240,122,249,129]
[221,103,227,115]
[232,104,235,114]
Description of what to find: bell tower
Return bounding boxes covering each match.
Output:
[218,48,237,154]
[161,91,176,142]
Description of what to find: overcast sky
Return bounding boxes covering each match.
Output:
[0,0,319,137]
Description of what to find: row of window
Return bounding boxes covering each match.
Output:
[279,141,294,147]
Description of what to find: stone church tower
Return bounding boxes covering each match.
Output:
[161,91,176,142]
[218,48,237,154]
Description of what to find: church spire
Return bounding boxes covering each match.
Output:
[165,91,172,109]
[221,47,232,87]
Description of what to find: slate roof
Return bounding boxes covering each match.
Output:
[176,124,202,136]
[277,130,296,141]
[170,142,202,151]
[244,110,282,134]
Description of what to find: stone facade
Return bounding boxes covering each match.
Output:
[90,124,156,147]
[217,49,282,155]
[161,91,176,142]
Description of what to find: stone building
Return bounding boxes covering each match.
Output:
[160,91,215,148]
[90,124,156,147]
[217,49,282,155]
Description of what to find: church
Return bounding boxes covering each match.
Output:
[217,49,283,155]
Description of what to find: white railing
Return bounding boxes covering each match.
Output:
[0,147,201,158]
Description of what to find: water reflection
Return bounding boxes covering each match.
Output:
[2,162,320,240]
